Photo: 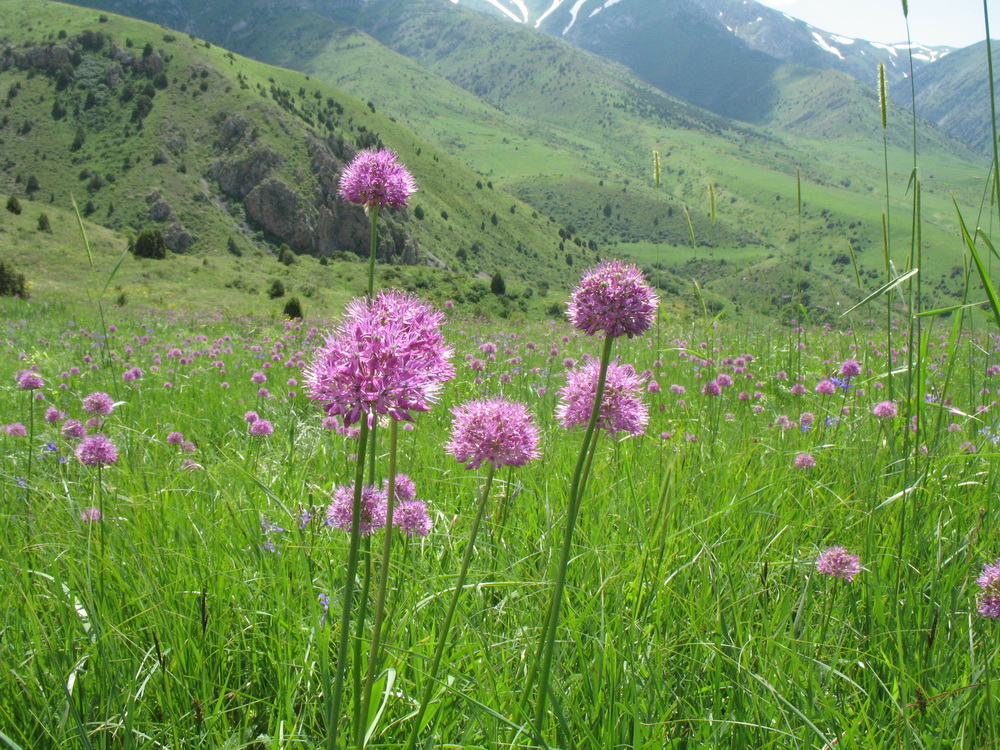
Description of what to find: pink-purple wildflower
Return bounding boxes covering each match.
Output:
[815,546,862,582]
[393,499,433,537]
[75,434,118,466]
[338,149,417,210]
[873,401,898,419]
[447,398,541,470]
[566,260,658,339]
[304,290,454,428]
[976,558,1000,619]
[82,391,115,415]
[326,484,388,535]
[556,358,648,436]
[16,371,44,390]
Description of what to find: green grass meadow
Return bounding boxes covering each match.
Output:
[4,3,1000,749]
[2,283,1000,748]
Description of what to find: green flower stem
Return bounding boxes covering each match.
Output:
[25,390,34,488]
[327,420,370,750]
[357,420,399,749]
[405,464,497,750]
[351,537,373,743]
[366,205,379,298]
[524,333,615,731]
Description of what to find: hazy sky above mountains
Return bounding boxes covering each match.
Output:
[756,0,994,48]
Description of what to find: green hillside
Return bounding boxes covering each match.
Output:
[0,0,588,315]
[19,0,1000,321]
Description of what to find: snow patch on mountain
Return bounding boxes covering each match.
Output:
[535,0,565,27]
[563,0,590,34]
[811,31,844,59]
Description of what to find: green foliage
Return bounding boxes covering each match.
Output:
[267,278,286,298]
[490,271,506,295]
[282,295,303,318]
[5,196,22,215]
[0,259,28,296]
[129,227,167,259]
[36,213,52,233]
[278,245,295,266]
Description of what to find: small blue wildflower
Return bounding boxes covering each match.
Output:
[16,477,27,488]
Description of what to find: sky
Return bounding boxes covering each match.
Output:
[754,0,997,48]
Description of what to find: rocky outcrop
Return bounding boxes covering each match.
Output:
[209,142,284,198]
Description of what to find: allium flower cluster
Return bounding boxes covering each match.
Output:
[567,260,658,339]
[326,484,388,536]
[815,546,862,582]
[839,360,862,378]
[338,149,417,210]
[556,357,649,436]
[16,371,44,390]
[873,400,898,419]
[394,500,433,537]
[250,419,274,436]
[447,398,541,470]
[976,558,1000,619]
[82,391,115,415]
[304,290,454,428]
[75,434,118,466]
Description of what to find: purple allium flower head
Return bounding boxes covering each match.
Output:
[839,359,862,378]
[250,419,274,436]
[873,400,898,419]
[166,431,184,445]
[326,484,387,535]
[244,410,259,424]
[976,558,1000,619]
[816,379,836,395]
[251,372,267,384]
[62,419,87,440]
[75,434,118,466]
[393,499,433,536]
[304,290,454,428]
[815,546,862,581]
[4,423,27,437]
[80,507,102,522]
[795,452,816,469]
[556,357,649,436]
[701,380,721,396]
[45,407,65,423]
[386,473,416,501]
[447,398,542,471]
[338,149,417,210]
[567,260,658,339]
[82,391,115,415]
[16,371,44,390]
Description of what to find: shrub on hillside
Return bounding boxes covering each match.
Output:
[283,297,303,319]
[491,272,506,296]
[6,196,22,215]
[129,228,167,259]
[278,245,295,266]
[0,260,28,297]
[267,279,286,299]
[37,213,52,233]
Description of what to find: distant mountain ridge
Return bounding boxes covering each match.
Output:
[456,0,950,117]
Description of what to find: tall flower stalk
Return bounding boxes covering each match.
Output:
[338,148,417,298]
[405,398,540,749]
[304,289,450,749]
[522,260,656,731]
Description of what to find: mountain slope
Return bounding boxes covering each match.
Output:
[455,0,950,122]
[1,0,589,308]
[898,40,1000,154]
[31,0,995,321]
